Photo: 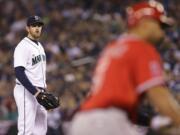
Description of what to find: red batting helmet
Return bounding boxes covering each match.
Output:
[126,0,174,28]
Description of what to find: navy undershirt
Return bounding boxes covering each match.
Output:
[27,37,38,45]
[15,66,37,95]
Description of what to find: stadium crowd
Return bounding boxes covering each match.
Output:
[0,0,179,134]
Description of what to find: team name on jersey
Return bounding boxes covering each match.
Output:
[32,54,46,65]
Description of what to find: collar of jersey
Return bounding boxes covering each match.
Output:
[24,37,40,48]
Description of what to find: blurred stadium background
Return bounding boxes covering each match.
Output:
[0,0,179,134]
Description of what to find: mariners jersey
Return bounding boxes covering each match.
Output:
[14,37,46,88]
[81,34,165,111]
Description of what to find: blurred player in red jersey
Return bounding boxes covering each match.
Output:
[69,1,180,135]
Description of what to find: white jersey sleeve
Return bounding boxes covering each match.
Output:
[14,42,30,68]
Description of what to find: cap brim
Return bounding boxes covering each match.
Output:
[28,21,44,26]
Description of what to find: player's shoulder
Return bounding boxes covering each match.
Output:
[15,37,31,49]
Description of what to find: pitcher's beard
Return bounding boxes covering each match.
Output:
[32,32,41,39]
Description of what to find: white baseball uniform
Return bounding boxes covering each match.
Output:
[69,108,141,135]
[13,37,47,135]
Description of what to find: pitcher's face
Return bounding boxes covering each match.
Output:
[26,23,43,39]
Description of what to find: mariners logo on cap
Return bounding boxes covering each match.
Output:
[34,15,40,21]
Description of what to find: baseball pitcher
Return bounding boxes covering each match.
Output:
[13,15,59,135]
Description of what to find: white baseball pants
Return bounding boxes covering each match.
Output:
[14,84,47,135]
[68,107,141,135]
